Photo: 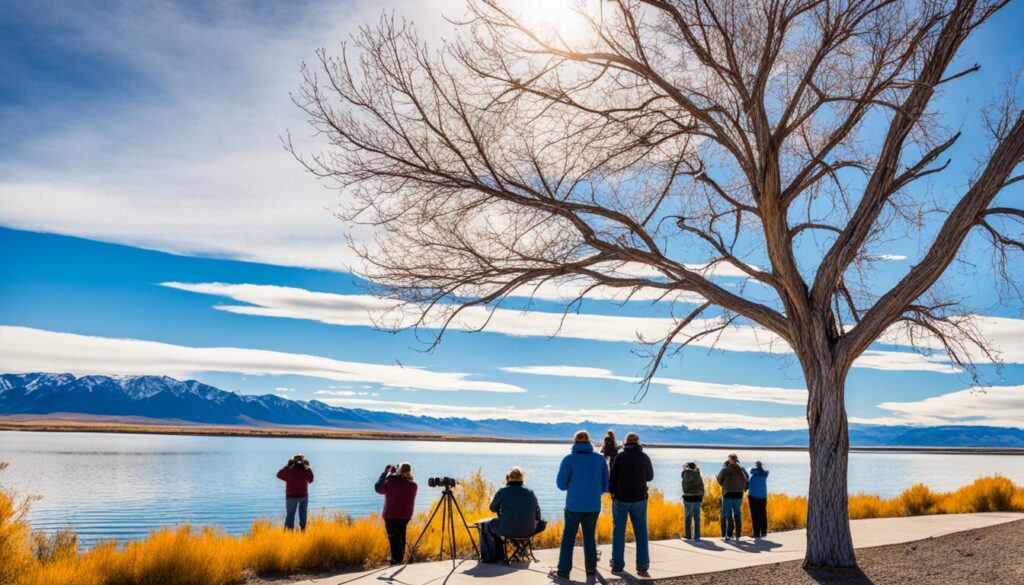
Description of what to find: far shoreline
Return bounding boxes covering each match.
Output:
[3,416,1023,455]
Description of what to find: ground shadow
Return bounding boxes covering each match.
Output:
[803,566,875,584]
[686,539,725,552]
[726,539,783,553]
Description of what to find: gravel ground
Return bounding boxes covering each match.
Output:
[637,519,1024,585]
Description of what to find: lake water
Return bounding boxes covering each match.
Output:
[2,431,1022,547]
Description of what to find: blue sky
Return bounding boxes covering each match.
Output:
[1,0,1022,431]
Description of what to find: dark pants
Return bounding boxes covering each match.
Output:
[285,496,308,531]
[749,496,768,537]
[384,518,410,564]
[557,509,599,576]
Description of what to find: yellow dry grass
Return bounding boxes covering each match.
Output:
[1,465,1022,585]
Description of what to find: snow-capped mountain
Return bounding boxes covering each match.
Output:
[2,372,1023,447]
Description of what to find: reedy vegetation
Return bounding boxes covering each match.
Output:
[1,466,1022,585]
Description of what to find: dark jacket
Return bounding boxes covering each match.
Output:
[556,441,609,512]
[276,465,314,498]
[716,462,749,496]
[601,439,620,465]
[375,472,418,520]
[681,468,704,501]
[489,482,541,538]
[609,443,654,502]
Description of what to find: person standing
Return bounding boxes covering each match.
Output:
[716,454,748,541]
[748,461,770,538]
[681,462,704,540]
[601,430,620,468]
[276,454,314,531]
[554,430,609,579]
[608,432,654,576]
[375,462,418,565]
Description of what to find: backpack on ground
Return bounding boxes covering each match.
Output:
[477,522,506,564]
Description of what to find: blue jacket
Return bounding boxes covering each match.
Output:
[556,442,609,512]
[748,467,769,498]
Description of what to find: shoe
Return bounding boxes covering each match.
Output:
[637,568,650,577]
[585,568,597,576]
[550,570,570,580]
[610,566,625,574]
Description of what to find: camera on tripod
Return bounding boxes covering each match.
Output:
[428,476,457,489]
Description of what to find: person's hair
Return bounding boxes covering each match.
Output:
[398,462,413,479]
[505,466,525,484]
[685,461,697,470]
[755,461,763,469]
[605,430,615,439]
[574,430,590,443]
[625,432,640,444]
[728,453,739,462]
[290,453,306,467]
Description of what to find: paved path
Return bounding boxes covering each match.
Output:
[288,512,1023,585]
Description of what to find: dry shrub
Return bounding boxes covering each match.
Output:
[848,494,903,519]
[938,475,1019,514]
[0,463,34,585]
[899,484,938,516]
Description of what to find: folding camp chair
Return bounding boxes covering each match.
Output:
[503,536,538,564]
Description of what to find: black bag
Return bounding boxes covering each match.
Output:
[477,520,505,564]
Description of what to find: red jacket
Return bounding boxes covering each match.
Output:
[277,465,314,498]
[375,473,418,520]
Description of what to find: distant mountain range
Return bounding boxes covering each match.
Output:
[2,372,1023,448]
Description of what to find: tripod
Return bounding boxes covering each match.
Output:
[406,485,480,566]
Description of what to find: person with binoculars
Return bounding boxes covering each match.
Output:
[276,454,314,531]
[375,462,418,565]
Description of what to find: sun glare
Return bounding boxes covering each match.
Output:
[513,0,593,44]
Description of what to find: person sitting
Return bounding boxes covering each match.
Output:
[276,453,314,531]
[486,466,544,539]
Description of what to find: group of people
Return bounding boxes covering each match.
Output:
[274,431,771,575]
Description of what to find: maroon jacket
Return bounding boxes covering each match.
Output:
[375,472,418,520]
[277,465,314,498]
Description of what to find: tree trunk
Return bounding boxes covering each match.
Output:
[803,365,856,568]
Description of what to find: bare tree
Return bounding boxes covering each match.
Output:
[292,0,1023,567]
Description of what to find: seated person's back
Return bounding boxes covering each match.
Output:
[489,467,542,538]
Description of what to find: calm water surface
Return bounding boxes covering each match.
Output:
[2,431,1022,547]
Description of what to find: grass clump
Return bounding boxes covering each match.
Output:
[1,462,1022,585]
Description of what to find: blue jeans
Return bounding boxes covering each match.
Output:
[611,499,649,570]
[285,496,309,531]
[683,500,702,539]
[557,509,599,575]
[721,497,742,538]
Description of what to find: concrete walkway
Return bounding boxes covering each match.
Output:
[289,513,1023,585]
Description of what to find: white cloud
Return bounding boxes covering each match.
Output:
[318,397,808,431]
[872,254,907,261]
[851,350,962,374]
[161,281,977,374]
[877,315,1024,364]
[502,365,807,405]
[0,0,464,273]
[160,281,788,353]
[315,389,371,396]
[0,326,524,394]
[275,387,295,392]
[877,385,1024,428]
